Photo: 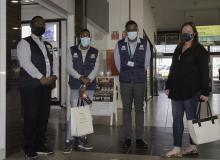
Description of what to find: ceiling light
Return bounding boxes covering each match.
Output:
[11,27,20,30]
[10,0,19,3]
[22,0,34,3]
[12,40,17,43]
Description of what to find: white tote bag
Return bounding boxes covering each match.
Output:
[188,101,220,145]
[71,99,94,137]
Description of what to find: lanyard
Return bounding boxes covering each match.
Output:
[127,42,137,59]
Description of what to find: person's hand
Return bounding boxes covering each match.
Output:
[200,95,208,102]
[79,85,87,98]
[79,75,90,85]
[40,76,51,85]
[165,89,170,96]
[48,75,57,89]
[40,75,57,86]
[49,75,57,81]
[48,75,57,83]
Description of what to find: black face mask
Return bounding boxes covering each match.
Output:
[180,33,194,42]
[31,27,45,36]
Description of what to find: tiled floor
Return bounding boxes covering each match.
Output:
[7,151,214,160]
[7,93,220,160]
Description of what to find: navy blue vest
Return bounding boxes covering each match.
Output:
[19,36,54,88]
[68,46,98,90]
[118,38,147,83]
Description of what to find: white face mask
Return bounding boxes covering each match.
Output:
[127,31,138,40]
[80,37,91,47]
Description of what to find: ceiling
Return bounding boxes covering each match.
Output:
[149,0,220,31]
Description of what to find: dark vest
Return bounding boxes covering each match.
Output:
[118,38,147,83]
[69,46,98,90]
[19,36,53,88]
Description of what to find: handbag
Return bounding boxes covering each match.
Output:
[71,98,94,137]
[187,100,220,145]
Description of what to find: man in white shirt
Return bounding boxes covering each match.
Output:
[17,16,58,159]
[63,29,99,154]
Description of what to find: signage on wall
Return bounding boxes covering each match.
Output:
[197,25,220,36]
[111,31,119,40]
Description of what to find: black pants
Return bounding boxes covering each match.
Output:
[20,86,51,152]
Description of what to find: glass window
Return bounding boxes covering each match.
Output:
[210,46,220,52]
[156,45,165,53]
[156,58,172,78]
[156,44,177,53]
[212,57,220,78]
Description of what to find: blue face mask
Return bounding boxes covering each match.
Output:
[180,33,194,42]
[80,37,91,47]
[127,31,138,40]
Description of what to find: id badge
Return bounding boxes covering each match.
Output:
[127,61,134,67]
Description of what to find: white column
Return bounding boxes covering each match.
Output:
[107,0,129,49]
[64,14,75,120]
[143,0,157,43]
[131,0,144,36]
[0,0,6,159]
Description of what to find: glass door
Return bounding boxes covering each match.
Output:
[156,57,172,91]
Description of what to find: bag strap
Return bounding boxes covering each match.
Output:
[206,101,215,124]
[77,98,85,107]
[196,100,214,125]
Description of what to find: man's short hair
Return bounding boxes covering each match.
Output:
[30,16,44,27]
[80,29,90,35]
[125,20,138,28]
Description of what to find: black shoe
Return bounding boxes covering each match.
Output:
[35,145,54,155]
[136,139,148,149]
[78,137,94,150]
[24,150,38,159]
[122,139,131,148]
[63,141,72,154]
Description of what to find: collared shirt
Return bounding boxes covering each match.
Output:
[114,37,151,72]
[17,34,58,79]
[66,45,100,81]
[125,37,139,58]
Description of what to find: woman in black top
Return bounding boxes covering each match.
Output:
[163,22,209,158]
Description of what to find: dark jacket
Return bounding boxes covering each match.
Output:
[68,45,98,90]
[165,43,209,100]
[118,38,147,83]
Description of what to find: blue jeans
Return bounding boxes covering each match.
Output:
[171,95,199,147]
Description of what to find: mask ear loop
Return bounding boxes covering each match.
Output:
[190,33,195,40]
